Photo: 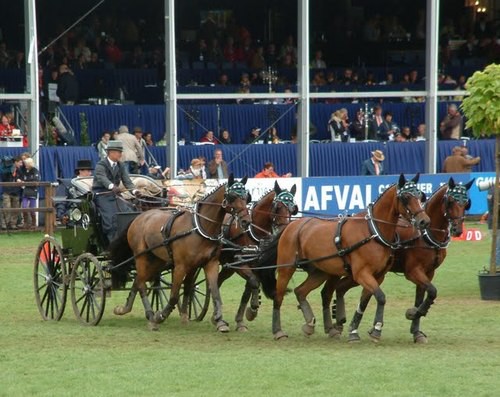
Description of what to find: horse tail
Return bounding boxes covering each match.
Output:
[108,223,134,289]
[255,233,281,300]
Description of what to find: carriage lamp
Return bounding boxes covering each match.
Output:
[69,208,82,222]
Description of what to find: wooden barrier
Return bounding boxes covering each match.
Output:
[0,182,56,235]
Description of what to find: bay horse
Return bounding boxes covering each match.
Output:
[256,174,430,340]
[323,177,474,343]
[218,181,298,331]
[109,174,251,331]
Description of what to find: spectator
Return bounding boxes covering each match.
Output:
[56,64,79,105]
[378,111,398,141]
[310,50,327,69]
[439,104,463,140]
[1,156,22,230]
[219,129,232,144]
[442,146,480,173]
[200,130,220,144]
[20,157,40,230]
[207,148,229,179]
[349,109,366,141]
[369,105,384,140]
[185,158,206,180]
[143,132,155,146]
[393,131,407,142]
[148,165,170,180]
[245,127,262,144]
[415,123,426,141]
[265,126,281,144]
[0,114,15,136]
[115,125,145,174]
[361,150,385,176]
[254,162,292,178]
[328,108,350,142]
[400,126,412,141]
[97,131,111,159]
[198,156,208,179]
[133,127,145,147]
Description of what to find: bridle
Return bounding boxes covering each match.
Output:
[397,181,426,222]
[443,184,470,231]
[271,190,297,234]
[194,182,250,241]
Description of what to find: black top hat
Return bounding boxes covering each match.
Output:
[75,159,93,172]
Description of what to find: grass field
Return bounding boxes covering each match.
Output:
[1,222,500,397]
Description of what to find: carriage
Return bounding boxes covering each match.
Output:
[33,174,211,326]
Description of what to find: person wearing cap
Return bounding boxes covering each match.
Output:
[92,140,142,245]
[361,150,385,176]
[55,159,94,225]
[185,158,206,180]
[115,125,145,174]
[245,127,262,144]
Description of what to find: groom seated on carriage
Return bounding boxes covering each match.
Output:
[92,140,142,246]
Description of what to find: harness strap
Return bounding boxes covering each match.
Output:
[161,209,194,266]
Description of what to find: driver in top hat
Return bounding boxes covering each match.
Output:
[92,140,142,245]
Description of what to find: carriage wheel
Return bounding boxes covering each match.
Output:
[70,253,106,326]
[179,267,210,321]
[33,236,68,321]
[148,269,172,312]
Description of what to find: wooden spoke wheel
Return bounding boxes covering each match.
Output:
[70,253,106,326]
[179,267,210,322]
[148,269,172,312]
[33,236,68,321]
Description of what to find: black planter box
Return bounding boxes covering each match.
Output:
[478,273,500,300]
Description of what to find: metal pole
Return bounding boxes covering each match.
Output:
[424,0,440,174]
[26,0,40,160]
[297,0,310,177]
[165,0,178,176]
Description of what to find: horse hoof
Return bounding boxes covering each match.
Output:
[216,320,230,333]
[273,331,288,340]
[405,307,418,320]
[302,323,315,336]
[347,331,361,343]
[327,327,342,339]
[245,307,258,322]
[148,322,160,331]
[113,306,126,315]
[180,313,189,325]
[154,311,166,324]
[414,332,428,344]
[368,327,382,343]
[236,324,249,332]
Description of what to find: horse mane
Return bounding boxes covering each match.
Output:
[198,181,227,203]
[425,183,448,209]
[372,183,396,206]
[252,189,274,209]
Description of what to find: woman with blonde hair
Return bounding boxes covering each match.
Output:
[328,108,350,142]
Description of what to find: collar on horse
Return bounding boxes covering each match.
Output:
[367,203,402,249]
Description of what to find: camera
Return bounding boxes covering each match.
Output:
[478,180,495,191]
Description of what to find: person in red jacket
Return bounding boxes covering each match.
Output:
[254,162,292,178]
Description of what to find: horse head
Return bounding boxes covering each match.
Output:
[224,174,251,229]
[444,177,474,236]
[396,173,430,230]
[270,181,298,233]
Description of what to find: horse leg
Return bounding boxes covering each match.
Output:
[245,274,260,322]
[153,266,185,327]
[347,288,373,342]
[234,281,252,332]
[113,280,138,315]
[178,270,196,324]
[206,259,230,333]
[408,283,436,344]
[272,266,296,340]
[367,287,386,343]
[321,276,353,338]
[295,270,329,337]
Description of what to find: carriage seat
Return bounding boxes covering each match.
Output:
[70,174,164,199]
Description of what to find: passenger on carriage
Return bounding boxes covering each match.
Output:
[92,141,142,246]
[55,159,93,225]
